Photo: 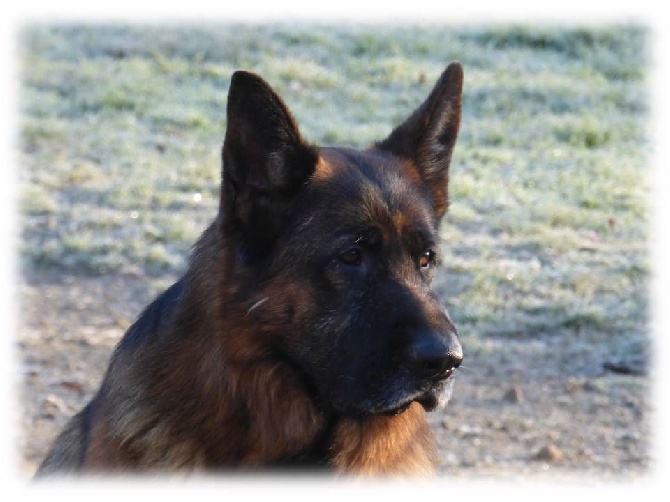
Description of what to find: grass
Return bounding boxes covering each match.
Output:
[17,23,650,369]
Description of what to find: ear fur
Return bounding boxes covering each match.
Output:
[220,71,318,263]
[376,62,463,218]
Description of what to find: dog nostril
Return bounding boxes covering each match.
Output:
[448,347,463,370]
[431,352,462,380]
[405,333,462,380]
[420,357,447,379]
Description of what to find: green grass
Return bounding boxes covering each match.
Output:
[18,23,649,367]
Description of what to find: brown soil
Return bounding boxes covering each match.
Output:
[17,271,651,479]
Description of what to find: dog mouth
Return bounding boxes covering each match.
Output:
[416,392,441,411]
[381,401,413,416]
[377,393,438,416]
[378,374,457,416]
[309,359,459,419]
[381,390,439,415]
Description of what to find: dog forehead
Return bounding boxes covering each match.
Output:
[315,147,418,183]
[307,147,434,237]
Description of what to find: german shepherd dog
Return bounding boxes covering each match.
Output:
[36,62,464,476]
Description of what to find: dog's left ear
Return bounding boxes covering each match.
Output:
[376,62,463,219]
[220,71,318,263]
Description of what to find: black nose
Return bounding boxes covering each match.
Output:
[404,329,462,380]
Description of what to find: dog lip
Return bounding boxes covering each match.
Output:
[373,386,439,416]
[379,389,439,415]
[330,370,458,417]
[381,401,413,416]
[416,392,440,411]
[344,392,421,417]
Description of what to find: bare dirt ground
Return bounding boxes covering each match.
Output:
[17,270,651,480]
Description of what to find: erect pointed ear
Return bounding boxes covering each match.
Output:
[220,71,318,264]
[376,62,463,219]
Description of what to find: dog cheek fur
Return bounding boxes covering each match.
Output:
[237,361,325,464]
[79,243,327,470]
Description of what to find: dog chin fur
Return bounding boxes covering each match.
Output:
[433,375,456,409]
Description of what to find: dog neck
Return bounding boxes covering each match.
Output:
[327,403,437,475]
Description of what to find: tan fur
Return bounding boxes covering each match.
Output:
[330,402,436,475]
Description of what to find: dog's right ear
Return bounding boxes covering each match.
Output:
[219,71,318,264]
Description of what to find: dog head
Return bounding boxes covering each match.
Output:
[218,64,463,417]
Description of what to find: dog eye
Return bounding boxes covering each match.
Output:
[419,250,436,269]
[339,247,363,266]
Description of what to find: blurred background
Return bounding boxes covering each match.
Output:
[17,23,650,478]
